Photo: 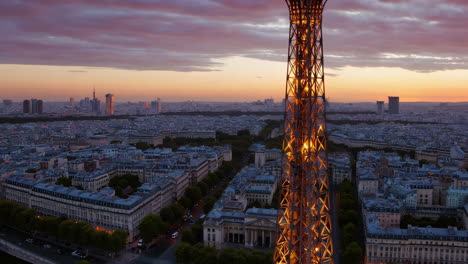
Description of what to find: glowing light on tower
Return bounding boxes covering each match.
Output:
[274,1,333,264]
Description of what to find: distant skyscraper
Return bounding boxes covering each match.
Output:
[37,100,43,114]
[23,100,30,113]
[31,99,38,114]
[105,94,115,115]
[80,97,90,110]
[264,98,274,111]
[388,96,400,114]
[90,88,101,114]
[24,99,43,114]
[92,99,101,113]
[376,101,384,115]
[150,98,162,114]
[69,97,74,107]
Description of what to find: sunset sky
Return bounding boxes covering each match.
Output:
[1,0,467,102]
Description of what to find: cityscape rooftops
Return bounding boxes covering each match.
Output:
[366,214,468,242]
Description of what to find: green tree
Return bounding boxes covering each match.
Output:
[15,208,35,231]
[71,221,89,244]
[419,159,430,167]
[56,177,72,187]
[109,229,128,252]
[181,230,195,244]
[175,242,193,263]
[42,216,61,237]
[436,215,458,228]
[400,214,416,229]
[25,168,37,173]
[237,249,250,262]
[248,201,262,208]
[202,177,214,188]
[192,243,218,264]
[138,214,167,243]
[191,223,204,242]
[160,206,176,223]
[171,203,185,219]
[58,219,75,241]
[343,242,363,264]
[109,174,142,198]
[219,247,249,264]
[340,198,357,211]
[237,129,251,136]
[339,209,359,224]
[263,251,274,264]
[208,172,219,183]
[75,260,90,264]
[342,223,356,244]
[341,193,354,201]
[340,179,354,194]
[203,197,217,214]
[134,142,151,151]
[196,182,208,196]
[214,189,224,199]
[179,195,192,209]
[8,203,22,226]
[0,200,15,225]
[78,223,94,245]
[247,250,265,264]
[93,231,110,250]
[185,187,202,204]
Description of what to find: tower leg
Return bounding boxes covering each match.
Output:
[274,1,333,264]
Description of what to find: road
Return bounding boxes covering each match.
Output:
[128,200,206,264]
[128,164,237,264]
[330,184,341,264]
[0,226,94,264]
[129,239,179,264]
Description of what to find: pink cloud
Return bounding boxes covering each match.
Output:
[0,0,467,72]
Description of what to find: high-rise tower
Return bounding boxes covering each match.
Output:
[106,93,115,115]
[275,1,333,264]
[23,100,30,114]
[388,96,399,114]
[376,101,384,115]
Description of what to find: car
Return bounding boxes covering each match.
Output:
[25,238,34,244]
[56,249,64,255]
[171,232,179,239]
[43,244,52,249]
[137,239,143,247]
[71,250,87,259]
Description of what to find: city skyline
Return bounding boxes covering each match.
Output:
[1,0,467,102]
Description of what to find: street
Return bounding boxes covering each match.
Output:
[127,200,206,264]
[0,226,93,264]
[330,184,341,264]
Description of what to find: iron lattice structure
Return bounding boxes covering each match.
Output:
[274,1,333,264]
